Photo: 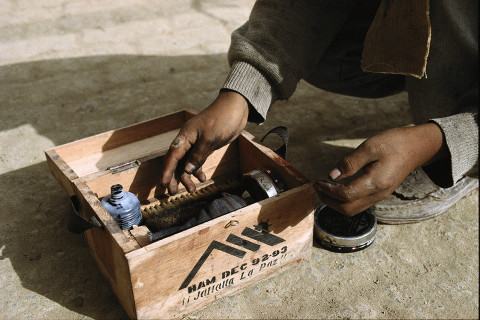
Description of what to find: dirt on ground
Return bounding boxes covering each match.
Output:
[0,1,478,319]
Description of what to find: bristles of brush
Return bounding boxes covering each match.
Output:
[141,179,240,232]
[141,179,240,218]
[144,201,208,232]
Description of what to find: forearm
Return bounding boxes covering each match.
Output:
[412,123,448,167]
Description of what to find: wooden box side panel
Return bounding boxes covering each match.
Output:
[45,149,79,196]
[126,183,315,319]
[50,110,193,175]
[44,110,197,195]
[74,181,138,318]
[67,130,179,178]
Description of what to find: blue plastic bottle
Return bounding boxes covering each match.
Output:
[101,184,142,230]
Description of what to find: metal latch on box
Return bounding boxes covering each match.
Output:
[107,160,140,173]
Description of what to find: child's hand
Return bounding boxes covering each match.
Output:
[314,124,446,215]
[161,90,249,195]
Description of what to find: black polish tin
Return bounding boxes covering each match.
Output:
[314,205,377,253]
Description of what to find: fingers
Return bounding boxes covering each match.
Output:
[314,181,369,216]
[315,162,391,216]
[179,171,196,194]
[315,185,378,216]
[161,135,191,188]
[162,134,199,195]
[184,148,208,175]
[328,142,376,181]
[167,174,179,196]
[315,179,369,203]
[193,167,207,183]
[165,165,205,195]
[161,133,209,195]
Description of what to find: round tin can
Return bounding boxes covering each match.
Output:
[314,205,377,253]
[242,167,287,201]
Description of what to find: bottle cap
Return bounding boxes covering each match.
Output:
[314,205,377,252]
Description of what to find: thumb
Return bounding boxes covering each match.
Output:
[329,143,375,181]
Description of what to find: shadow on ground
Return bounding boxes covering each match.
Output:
[0,54,413,318]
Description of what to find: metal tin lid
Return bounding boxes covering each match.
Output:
[242,167,287,201]
[314,205,377,253]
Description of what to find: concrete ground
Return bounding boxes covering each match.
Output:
[0,1,478,319]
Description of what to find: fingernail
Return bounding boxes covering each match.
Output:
[329,168,341,180]
[185,162,196,174]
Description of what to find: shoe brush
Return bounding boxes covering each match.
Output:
[142,179,240,231]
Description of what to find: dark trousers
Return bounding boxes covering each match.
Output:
[304,0,405,99]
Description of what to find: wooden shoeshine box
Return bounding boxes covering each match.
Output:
[45,110,315,319]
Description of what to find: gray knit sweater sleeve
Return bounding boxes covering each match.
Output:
[430,112,478,183]
[427,84,478,185]
[222,0,358,122]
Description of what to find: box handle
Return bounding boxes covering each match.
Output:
[67,196,103,234]
[260,126,289,159]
